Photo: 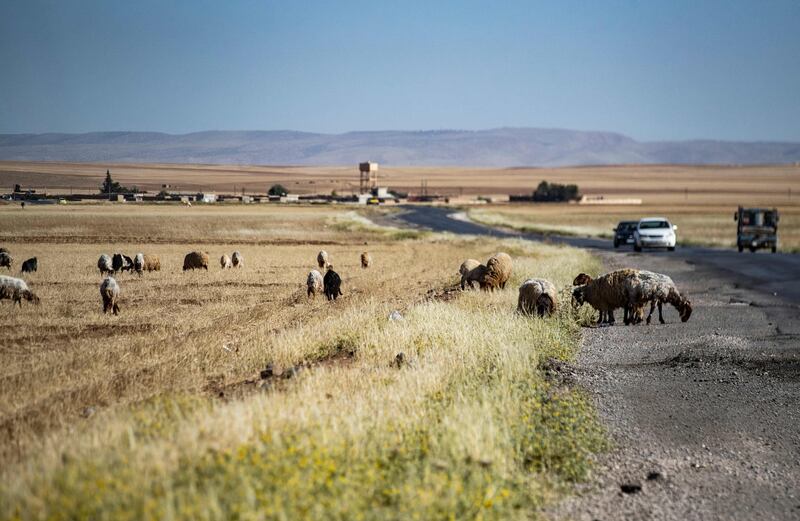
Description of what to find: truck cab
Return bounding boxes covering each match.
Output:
[735,207,779,253]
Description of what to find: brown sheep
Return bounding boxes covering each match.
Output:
[482,252,512,291]
[360,251,372,269]
[458,259,481,290]
[572,268,639,325]
[220,254,232,269]
[183,251,209,271]
[142,254,161,272]
[463,264,490,290]
[317,250,329,269]
[517,278,558,317]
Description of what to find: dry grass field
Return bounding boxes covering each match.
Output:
[469,203,800,251]
[2,161,798,202]
[0,203,605,520]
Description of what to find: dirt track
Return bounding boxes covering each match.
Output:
[393,206,800,520]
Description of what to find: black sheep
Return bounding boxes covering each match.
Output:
[112,253,125,273]
[323,266,343,301]
[21,257,37,273]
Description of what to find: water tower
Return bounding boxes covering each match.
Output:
[359,162,378,194]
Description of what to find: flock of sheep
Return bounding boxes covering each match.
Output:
[458,252,693,325]
[1,244,691,327]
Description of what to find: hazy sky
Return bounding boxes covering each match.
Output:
[1,0,799,141]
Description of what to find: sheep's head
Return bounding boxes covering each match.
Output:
[572,273,593,286]
[571,286,587,306]
[24,290,40,305]
[678,298,692,322]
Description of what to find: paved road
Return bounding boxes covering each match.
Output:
[394,205,800,305]
[393,205,800,520]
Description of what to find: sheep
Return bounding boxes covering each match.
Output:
[123,254,134,271]
[183,251,209,271]
[459,259,481,290]
[571,273,609,322]
[360,251,372,269]
[112,253,133,273]
[0,247,8,254]
[463,263,490,290]
[317,250,329,269]
[220,254,232,269]
[142,254,161,272]
[571,268,639,325]
[232,251,244,268]
[0,252,12,270]
[624,270,693,325]
[517,278,559,317]
[482,252,512,291]
[307,269,323,298]
[323,265,343,301]
[100,276,121,315]
[0,275,40,306]
[133,253,145,275]
[98,254,113,275]
[21,257,38,273]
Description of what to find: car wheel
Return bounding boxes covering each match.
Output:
[613,240,619,248]
[634,244,642,252]
[738,244,743,253]
[749,245,757,253]
[772,245,777,253]
[667,246,675,252]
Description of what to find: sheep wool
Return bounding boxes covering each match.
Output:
[142,254,161,272]
[625,270,692,324]
[232,251,244,268]
[0,275,40,306]
[459,259,482,290]
[134,253,145,275]
[482,252,512,291]
[98,254,113,275]
[572,268,639,325]
[307,269,324,298]
[183,251,209,271]
[517,278,559,317]
[220,254,232,269]
[317,250,329,269]
[100,276,121,315]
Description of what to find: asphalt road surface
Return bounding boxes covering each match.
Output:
[392,205,800,520]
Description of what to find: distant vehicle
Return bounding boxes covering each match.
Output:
[612,221,638,248]
[735,206,778,253]
[633,217,677,252]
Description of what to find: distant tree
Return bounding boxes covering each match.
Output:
[100,170,138,196]
[268,184,288,196]
[532,181,580,202]
[155,190,170,200]
[13,184,21,193]
[331,190,338,197]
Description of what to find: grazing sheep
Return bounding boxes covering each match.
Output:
[112,253,133,273]
[21,257,38,273]
[624,270,693,325]
[482,252,512,291]
[123,254,134,271]
[459,259,481,290]
[133,253,145,275]
[232,251,244,268]
[317,250,329,269]
[572,269,639,325]
[183,251,209,271]
[572,273,593,286]
[0,275,40,306]
[360,251,372,269]
[517,278,559,317]
[220,254,232,269]
[0,252,12,270]
[100,276,121,315]
[463,263,490,290]
[142,254,161,272]
[323,265,343,301]
[98,254,113,275]
[307,269,323,298]
[0,247,8,254]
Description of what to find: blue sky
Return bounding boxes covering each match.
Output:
[1,0,799,141]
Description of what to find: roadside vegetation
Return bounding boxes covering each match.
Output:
[468,204,800,252]
[0,204,605,520]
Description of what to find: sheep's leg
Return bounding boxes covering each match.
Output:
[607,309,615,325]
[645,300,656,324]
[658,301,665,324]
[623,306,630,325]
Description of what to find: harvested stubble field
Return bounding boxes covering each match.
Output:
[1,203,605,520]
[469,203,800,252]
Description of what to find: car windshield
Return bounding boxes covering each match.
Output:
[639,220,670,230]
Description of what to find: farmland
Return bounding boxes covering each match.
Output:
[0,203,605,520]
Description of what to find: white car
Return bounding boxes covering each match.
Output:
[633,217,677,252]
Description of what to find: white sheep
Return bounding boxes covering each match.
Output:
[307,269,323,298]
[220,254,232,269]
[100,276,121,315]
[624,270,693,324]
[232,251,244,268]
[517,278,558,317]
[317,250,329,269]
[134,253,145,275]
[97,254,113,275]
[0,275,40,306]
[459,259,481,290]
